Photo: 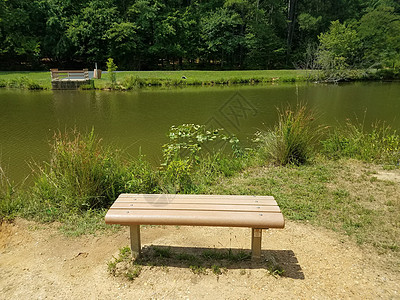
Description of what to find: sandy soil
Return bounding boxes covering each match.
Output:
[0,219,399,300]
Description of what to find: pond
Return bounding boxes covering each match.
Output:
[1,81,400,183]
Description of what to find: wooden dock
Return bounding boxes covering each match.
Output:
[50,69,92,90]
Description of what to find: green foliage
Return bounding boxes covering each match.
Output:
[0,0,399,71]
[358,5,400,68]
[5,76,44,90]
[255,104,324,166]
[322,120,400,165]
[160,124,244,193]
[162,124,240,166]
[79,81,95,90]
[0,167,20,222]
[106,58,118,87]
[32,129,122,214]
[108,246,142,280]
[317,21,360,81]
[31,129,158,221]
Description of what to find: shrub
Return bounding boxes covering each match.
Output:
[0,79,7,88]
[6,76,44,90]
[106,58,118,88]
[121,75,146,89]
[123,157,160,194]
[322,120,400,165]
[161,159,193,193]
[255,104,324,165]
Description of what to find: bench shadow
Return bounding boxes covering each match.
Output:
[136,245,305,280]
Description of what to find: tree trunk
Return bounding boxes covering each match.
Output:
[287,0,298,58]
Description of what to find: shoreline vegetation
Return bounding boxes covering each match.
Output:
[0,68,399,90]
[1,104,399,269]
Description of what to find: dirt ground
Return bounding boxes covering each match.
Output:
[0,219,399,300]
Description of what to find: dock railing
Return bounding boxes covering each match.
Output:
[50,69,89,81]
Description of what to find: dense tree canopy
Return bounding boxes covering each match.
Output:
[0,0,399,70]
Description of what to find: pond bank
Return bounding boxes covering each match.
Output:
[1,69,399,90]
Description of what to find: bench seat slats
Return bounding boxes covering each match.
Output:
[105,209,284,228]
[109,202,281,213]
[119,193,275,199]
[117,193,277,206]
[105,194,284,229]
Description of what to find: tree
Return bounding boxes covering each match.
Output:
[67,0,121,64]
[358,5,400,68]
[318,20,360,80]
[0,0,45,68]
[201,7,245,68]
[106,22,138,69]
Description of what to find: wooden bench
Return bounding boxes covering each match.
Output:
[50,69,91,89]
[50,69,89,81]
[105,194,285,260]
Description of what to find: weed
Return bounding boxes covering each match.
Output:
[79,81,95,90]
[152,246,172,258]
[322,120,400,165]
[176,252,199,262]
[211,264,224,275]
[125,266,142,280]
[201,249,251,261]
[6,76,44,90]
[107,246,142,280]
[0,167,21,222]
[255,103,325,166]
[190,264,208,275]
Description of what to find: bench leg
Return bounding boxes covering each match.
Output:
[251,228,262,260]
[130,225,141,259]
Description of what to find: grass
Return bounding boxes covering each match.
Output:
[322,120,400,165]
[0,68,397,90]
[0,70,312,90]
[255,103,325,166]
[0,72,49,89]
[208,156,400,259]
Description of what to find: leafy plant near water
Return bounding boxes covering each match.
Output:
[162,124,241,166]
[160,124,245,193]
[3,76,44,90]
[322,120,400,165]
[255,103,325,166]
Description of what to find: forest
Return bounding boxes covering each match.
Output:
[0,0,399,70]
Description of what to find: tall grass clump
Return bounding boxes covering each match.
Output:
[0,166,24,222]
[32,129,123,215]
[255,104,324,165]
[31,129,159,222]
[322,120,400,165]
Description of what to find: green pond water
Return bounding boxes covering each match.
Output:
[1,82,399,183]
